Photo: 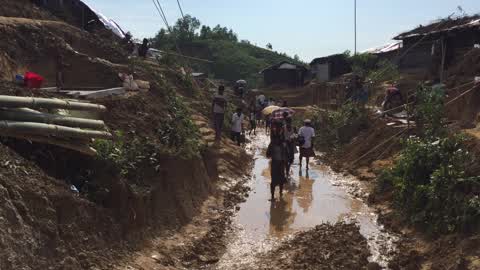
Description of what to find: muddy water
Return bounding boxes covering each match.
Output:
[213,134,398,269]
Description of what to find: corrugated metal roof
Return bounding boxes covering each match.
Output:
[394,15,480,40]
[363,41,403,54]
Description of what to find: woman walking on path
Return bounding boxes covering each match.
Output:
[298,119,315,170]
[267,122,288,201]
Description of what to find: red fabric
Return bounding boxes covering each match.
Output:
[24,72,44,88]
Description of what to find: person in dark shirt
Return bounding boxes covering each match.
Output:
[267,122,287,201]
[138,38,149,58]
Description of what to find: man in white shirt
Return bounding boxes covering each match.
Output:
[231,107,244,146]
[212,86,227,141]
[298,119,315,169]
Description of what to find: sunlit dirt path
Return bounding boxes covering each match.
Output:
[211,133,398,269]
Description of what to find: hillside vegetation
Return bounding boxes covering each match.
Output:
[150,15,302,86]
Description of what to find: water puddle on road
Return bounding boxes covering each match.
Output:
[213,134,398,269]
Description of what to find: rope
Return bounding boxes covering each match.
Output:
[350,128,409,166]
[377,80,477,117]
[445,85,479,106]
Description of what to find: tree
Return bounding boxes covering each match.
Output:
[294,54,300,62]
[151,28,172,49]
[266,43,273,50]
[172,15,201,43]
[199,25,212,39]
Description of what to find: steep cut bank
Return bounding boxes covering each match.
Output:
[0,2,251,269]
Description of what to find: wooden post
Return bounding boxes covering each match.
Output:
[440,37,446,82]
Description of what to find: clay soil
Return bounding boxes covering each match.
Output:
[0,2,253,270]
[252,223,371,270]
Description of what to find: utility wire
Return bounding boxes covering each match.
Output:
[151,0,169,28]
[155,0,171,31]
[176,0,185,18]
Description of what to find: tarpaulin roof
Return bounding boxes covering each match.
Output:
[363,41,403,54]
[260,61,307,74]
[81,0,126,38]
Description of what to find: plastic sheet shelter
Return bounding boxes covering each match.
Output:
[33,0,125,38]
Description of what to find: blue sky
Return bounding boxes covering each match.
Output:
[84,0,480,62]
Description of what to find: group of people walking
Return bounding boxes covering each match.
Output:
[212,85,246,146]
[267,118,315,201]
[212,85,316,201]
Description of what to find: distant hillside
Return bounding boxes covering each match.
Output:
[150,15,302,86]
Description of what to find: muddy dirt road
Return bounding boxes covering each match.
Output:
[210,133,399,269]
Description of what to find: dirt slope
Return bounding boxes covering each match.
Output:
[0,2,251,270]
[0,15,127,86]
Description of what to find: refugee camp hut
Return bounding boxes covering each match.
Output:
[260,61,307,88]
[310,54,352,82]
[393,15,480,79]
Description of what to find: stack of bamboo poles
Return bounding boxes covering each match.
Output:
[0,95,112,156]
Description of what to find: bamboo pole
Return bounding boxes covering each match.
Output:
[0,109,106,129]
[2,132,97,156]
[0,96,107,112]
[0,121,112,140]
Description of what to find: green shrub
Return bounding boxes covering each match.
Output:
[92,131,161,178]
[377,86,479,234]
[312,102,367,147]
[414,84,446,138]
[367,59,400,85]
[159,93,201,158]
[92,93,201,180]
[379,135,480,233]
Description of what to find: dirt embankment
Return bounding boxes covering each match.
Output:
[0,15,128,86]
[320,114,480,269]
[251,223,371,270]
[0,3,252,270]
[0,0,55,20]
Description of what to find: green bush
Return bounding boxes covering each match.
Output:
[379,135,480,233]
[92,131,161,178]
[414,84,446,138]
[157,93,201,157]
[377,84,480,233]
[343,51,378,77]
[312,102,367,147]
[367,59,400,85]
[92,92,201,180]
